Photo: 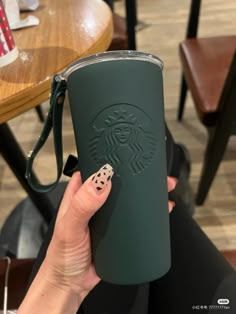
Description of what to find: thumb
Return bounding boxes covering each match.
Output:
[64,164,114,235]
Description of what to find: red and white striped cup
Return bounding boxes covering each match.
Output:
[0,1,18,67]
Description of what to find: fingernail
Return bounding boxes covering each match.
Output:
[168,201,175,213]
[91,164,114,193]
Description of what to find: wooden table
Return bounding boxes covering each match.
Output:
[0,0,112,122]
[0,0,112,223]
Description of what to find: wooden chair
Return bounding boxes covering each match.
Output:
[105,0,137,51]
[221,250,236,270]
[35,105,45,122]
[177,0,236,205]
[0,258,35,310]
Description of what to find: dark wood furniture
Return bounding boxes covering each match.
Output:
[177,0,236,204]
[0,258,34,310]
[106,0,137,51]
[0,0,112,223]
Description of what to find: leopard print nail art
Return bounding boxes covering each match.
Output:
[92,164,114,191]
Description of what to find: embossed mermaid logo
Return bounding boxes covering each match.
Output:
[88,104,158,175]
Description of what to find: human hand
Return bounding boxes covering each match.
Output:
[167,176,178,213]
[45,164,114,300]
[46,172,177,298]
[18,164,114,314]
[19,166,177,313]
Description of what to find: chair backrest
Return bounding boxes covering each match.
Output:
[216,51,236,133]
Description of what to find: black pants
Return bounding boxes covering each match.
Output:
[28,128,236,314]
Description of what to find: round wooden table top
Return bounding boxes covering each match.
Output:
[0,0,113,123]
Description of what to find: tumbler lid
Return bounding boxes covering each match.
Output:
[61,50,163,81]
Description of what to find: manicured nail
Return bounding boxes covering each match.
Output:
[91,164,114,193]
[168,201,175,213]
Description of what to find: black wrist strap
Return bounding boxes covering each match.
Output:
[25,76,67,193]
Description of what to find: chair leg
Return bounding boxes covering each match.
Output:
[177,75,188,121]
[0,123,54,224]
[35,105,45,123]
[196,127,231,205]
[125,0,137,50]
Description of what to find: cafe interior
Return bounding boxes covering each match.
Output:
[0,0,236,312]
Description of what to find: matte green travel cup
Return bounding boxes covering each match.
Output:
[63,51,171,285]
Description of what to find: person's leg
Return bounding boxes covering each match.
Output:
[27,125,236,313]
[28,197,236,314]
[28,201,236,314]
[28,211,149,314]
[149,204,236,314]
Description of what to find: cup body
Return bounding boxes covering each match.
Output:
[0,1,18,67]
[65,51,171,284]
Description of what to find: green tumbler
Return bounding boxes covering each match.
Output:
[63,51,171,285]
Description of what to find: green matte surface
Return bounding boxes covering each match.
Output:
[67,59,170,284]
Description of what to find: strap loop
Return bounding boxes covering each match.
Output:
[25,76,67,193]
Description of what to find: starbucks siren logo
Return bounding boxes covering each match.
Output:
[88,104,158,175]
